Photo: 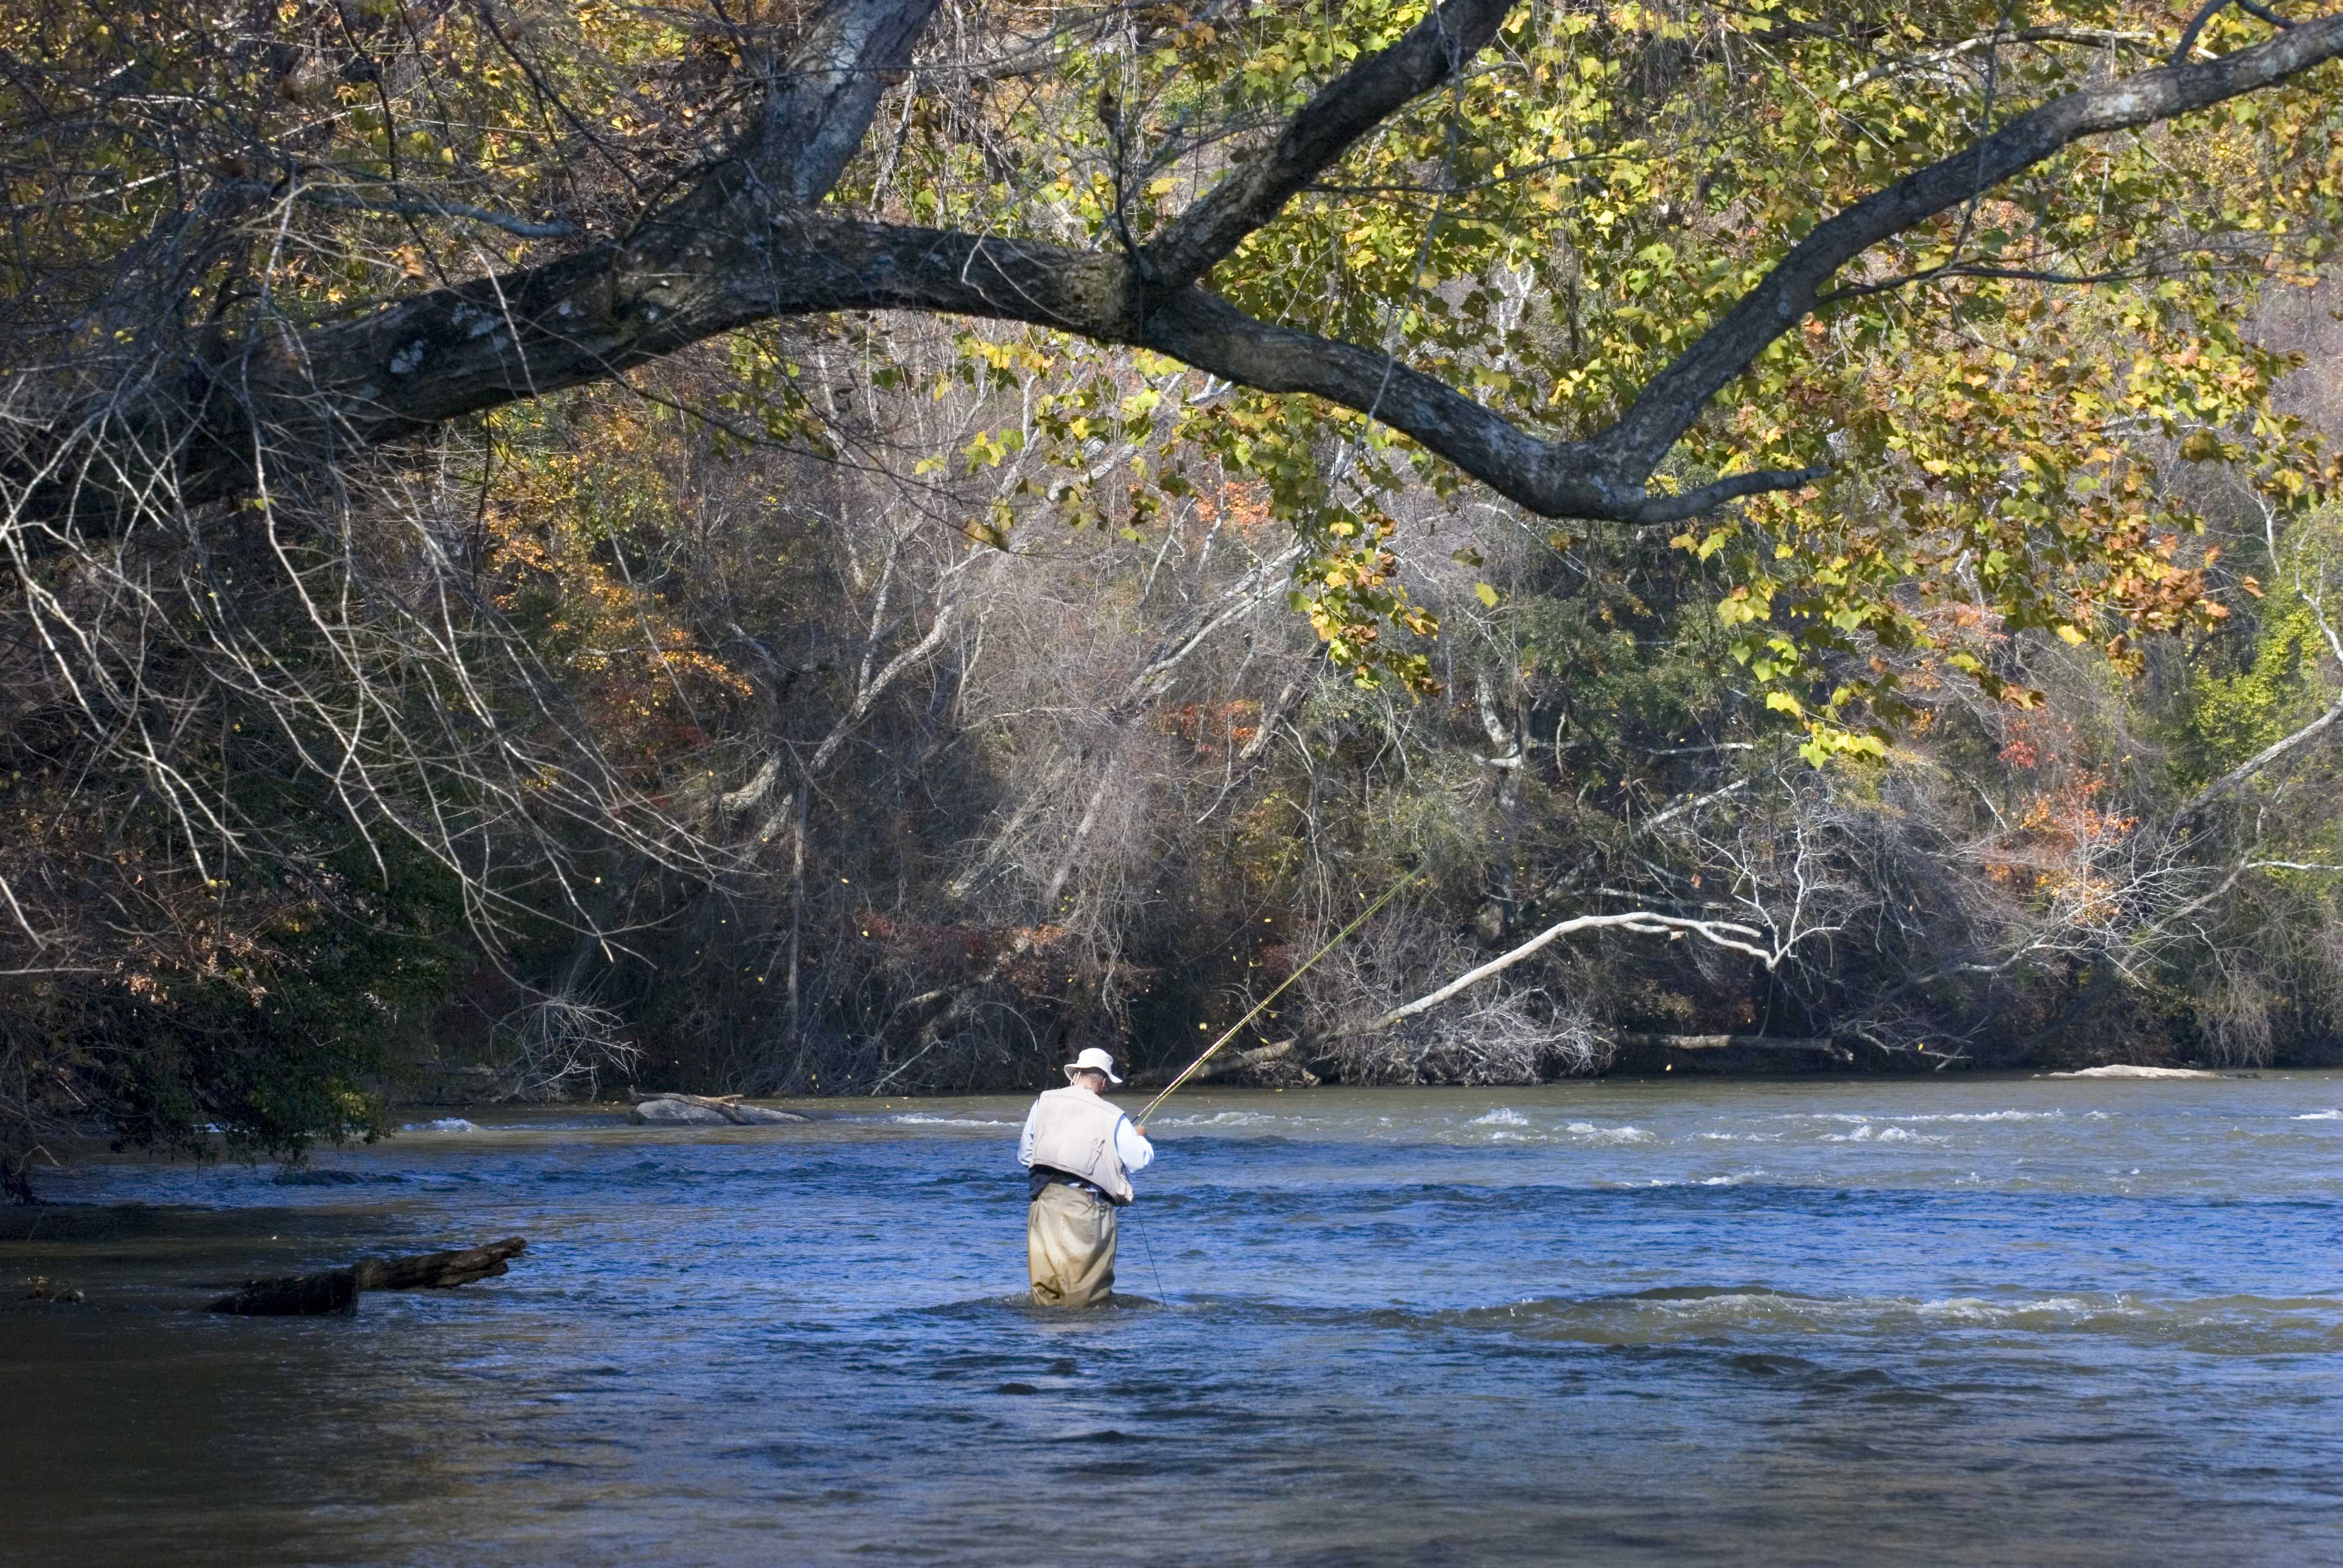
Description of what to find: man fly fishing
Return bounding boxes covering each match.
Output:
[1017,1047,1153,1308]
[1011,875,1418,1308]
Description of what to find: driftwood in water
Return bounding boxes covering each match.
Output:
[1612,1032,1856,1073]
[629,1091,807,1125]
[1130,1039,1317,1089]
[208,1236,527,1316]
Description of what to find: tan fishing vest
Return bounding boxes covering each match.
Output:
[1026,1086,1136,1204]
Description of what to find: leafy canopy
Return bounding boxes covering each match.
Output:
[7,1,2341,737]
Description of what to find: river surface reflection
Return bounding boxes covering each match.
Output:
[6,1074,2342,1565]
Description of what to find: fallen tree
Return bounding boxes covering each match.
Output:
[208,1236,527,1316]
[1130,1039,1317,1091]
[1611,1033,1858,1073]
[629,1091,808,1125]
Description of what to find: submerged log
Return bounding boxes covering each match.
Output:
[208,1236,527,1316]
[209,1267,359,1316]
[353,1237,528,1291]
[629,1091,807,1125]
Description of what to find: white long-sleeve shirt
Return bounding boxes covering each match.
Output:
[1018,1091,1155,1181]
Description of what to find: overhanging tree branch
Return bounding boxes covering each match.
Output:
[1599,10,2343,483]
[13,3,2343,539]
[1139,0,1513,291]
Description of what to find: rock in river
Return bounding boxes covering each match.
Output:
[631,1097,728,1125]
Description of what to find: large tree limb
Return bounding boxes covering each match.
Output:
[207,1236,527,1315]
[2173,687,2343,825]
[12,0,947,531]
[1140,0,1513,291]
[742,0,943,207]
[1602,13,2343,480]
[16,5,2343,537]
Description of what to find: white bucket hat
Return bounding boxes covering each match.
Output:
[1062,1047,1122,1085]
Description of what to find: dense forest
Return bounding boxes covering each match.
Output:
[7,0,2343,1196]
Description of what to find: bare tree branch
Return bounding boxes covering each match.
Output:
[1365,908,1792,1033]
[2174,688,2343,824]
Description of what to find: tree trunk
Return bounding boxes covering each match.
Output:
[208,1237,528,1315]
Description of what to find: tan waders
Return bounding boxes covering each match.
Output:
[1026,1180,1117,1308]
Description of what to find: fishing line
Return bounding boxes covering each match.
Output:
[1127,1202,1168,1304]
[1135,869,1419,1126]
[1113,871,1414,1305]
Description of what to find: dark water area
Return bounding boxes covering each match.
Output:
[5,1074,2341,1566]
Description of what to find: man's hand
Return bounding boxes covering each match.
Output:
[1134,1125,1149,1139]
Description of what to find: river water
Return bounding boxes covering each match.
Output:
[5,1074,2341,1565]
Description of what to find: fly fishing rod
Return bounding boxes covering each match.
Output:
[1134,869,1419,1126]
